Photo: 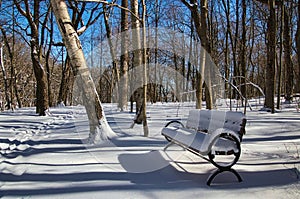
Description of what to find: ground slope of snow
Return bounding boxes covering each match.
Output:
[0,102,299,198]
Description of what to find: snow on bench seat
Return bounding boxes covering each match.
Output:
[161,109,247,186]
[162,126,240,155]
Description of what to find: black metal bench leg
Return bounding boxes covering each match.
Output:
[206,168,243,186]
[207,169,222,186]
[230,168,243,182]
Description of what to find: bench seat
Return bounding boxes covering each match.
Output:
[161,109,246,185]
[162,126,240,155]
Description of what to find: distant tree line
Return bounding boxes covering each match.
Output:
[0,0,299,116]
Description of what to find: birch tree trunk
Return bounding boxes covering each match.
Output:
[119,0,129,111]
[57,1,104,106]
[130,0,143,123]
[51,0,115,141]
[128,0,148,136]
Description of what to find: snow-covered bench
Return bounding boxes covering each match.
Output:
[161,109,247,186]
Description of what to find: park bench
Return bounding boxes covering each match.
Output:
[161,109,247,186]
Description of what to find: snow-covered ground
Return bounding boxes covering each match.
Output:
[0,101,299,198]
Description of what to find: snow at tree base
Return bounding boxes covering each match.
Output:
[0,100,299,198]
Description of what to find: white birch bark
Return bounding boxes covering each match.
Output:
[130,0,144,126]
[51,0,115,142]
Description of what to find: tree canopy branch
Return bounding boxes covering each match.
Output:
[77,0,142,22]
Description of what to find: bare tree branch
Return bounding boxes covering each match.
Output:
[77,0,141,22]
[255,0,282,5]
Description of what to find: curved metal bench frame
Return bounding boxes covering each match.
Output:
[162,110,246,186]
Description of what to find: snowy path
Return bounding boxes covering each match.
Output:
[0,103,299,198]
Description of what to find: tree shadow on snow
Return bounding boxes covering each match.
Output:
[1,152,299,197]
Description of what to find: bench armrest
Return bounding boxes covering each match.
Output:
[164,120,184,128]
[200,128,240,154]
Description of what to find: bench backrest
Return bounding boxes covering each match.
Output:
[186,109,246,139]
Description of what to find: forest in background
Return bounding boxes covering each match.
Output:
[0,0,299,116]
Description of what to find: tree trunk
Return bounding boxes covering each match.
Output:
[13,0,49,115]
[223,0,238,101]
[186,18,193,102]
[224,0,230,100]
[153,0,160,103]
[51,0,115,141]
[58,57,73,105]
[174,53,179,101]
[200,0,213,109]
[32,0,49,115]
[283,5,293,103]
[1,24,22,109]
[45,9,54,107]
[57,1,103,106]
[265,0,276,113]
[221,0,232,103]
[241,0,247,105]
[130,0,144,124]
[119,0,129,111]
[277,1,284,109]
[30,39,49,116]
[296,0,300,93]
[182,0,213,109]
[233,0,240,100]
[141,0,149,137]
[103,5,119,102]
[0,45,11,110]
[196,48,205,109]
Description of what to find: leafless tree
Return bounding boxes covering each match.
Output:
[58,1,103,106]
[51,0,115,141]
[102,5,119,103]
[13,0,49,115]
[181,0,213,109]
